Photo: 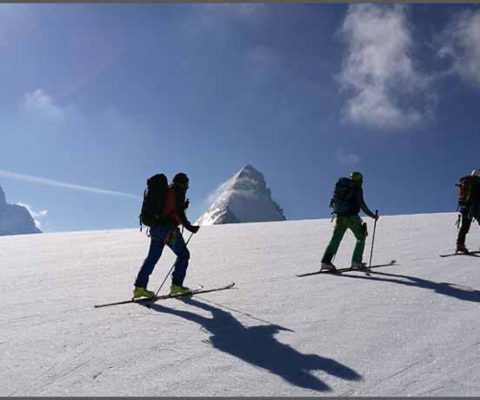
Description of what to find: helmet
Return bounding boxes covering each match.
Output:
[471,169,480,177]
[350,171,363,183]
[173,172,189,185]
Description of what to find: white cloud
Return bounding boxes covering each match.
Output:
[16,202,47,229]
[338,4,435,130]
[24,89,64,121]
[437,9,480,88]
[0,170,141,200]
[336,148,360,166]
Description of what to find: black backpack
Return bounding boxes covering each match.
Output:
[457,175,480,212]
[330,177,355,215]
[139,174,169,228]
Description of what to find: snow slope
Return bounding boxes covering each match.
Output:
[1,212,479,396]
[197,164,286,225]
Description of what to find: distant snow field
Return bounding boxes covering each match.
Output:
[1,212,479,396]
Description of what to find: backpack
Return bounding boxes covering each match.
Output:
[457,175,480,209]
[139,174,169,228]
[457,176,474,208]
[330,177,355,215]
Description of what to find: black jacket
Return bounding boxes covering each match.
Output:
[347,184,375,218]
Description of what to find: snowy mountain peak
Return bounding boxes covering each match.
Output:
[196,165,286,226]
[0,183,41,236]
[0,185,6,210]
[236,164,261,178]
[229,164,267,193]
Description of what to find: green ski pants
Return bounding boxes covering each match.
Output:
[321,215,367,264]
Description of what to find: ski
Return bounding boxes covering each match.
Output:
[94,282,236,309]
[440,251,480,258]
[297,260,397,278]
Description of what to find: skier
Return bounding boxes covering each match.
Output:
[455,169,480,253]
[321,171,379,271]
[133,172,200,298]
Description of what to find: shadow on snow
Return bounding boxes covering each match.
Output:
[148,297,362,392]
[339,270,480,303]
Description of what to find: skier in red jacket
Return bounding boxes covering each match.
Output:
[133,173,200,298]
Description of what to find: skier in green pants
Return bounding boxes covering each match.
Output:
[321,172,379,271]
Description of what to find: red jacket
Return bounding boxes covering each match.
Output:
[163,189,182,226]
[162,184,195,231]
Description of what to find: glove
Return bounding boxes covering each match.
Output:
[188,225,200,234]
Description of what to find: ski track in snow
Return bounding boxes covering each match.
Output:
[1,212,480,396]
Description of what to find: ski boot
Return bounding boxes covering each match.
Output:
[320,262,337,272]
[456,243,469,254]
[133,286,155,299]
[170,284,192,295]
[350,261,368,271]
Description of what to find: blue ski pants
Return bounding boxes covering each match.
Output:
[134,225,190,289]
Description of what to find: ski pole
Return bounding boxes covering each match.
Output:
[153,231,194,298]
[331,216,337,264]
[368,210,378,268]
[455,213,461,231]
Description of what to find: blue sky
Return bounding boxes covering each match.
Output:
[0,4,479,233]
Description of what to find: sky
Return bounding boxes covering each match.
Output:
[0,3,479,233]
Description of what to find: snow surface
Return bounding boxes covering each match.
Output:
[1,212,480,396]
[196,164,286,225]
[0,184,41,236]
